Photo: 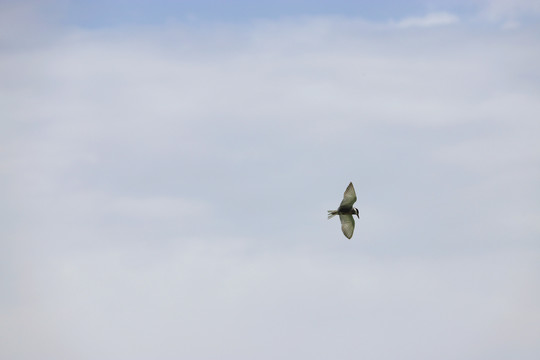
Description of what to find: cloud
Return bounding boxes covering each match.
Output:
[395,12,459,28]
[475,0,540,27]
[2,8,540,360]
[2,239,539,359]
[481,0,540,18]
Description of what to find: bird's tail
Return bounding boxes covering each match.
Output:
[327,210,338,219]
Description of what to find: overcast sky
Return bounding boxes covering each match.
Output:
[1,1,540,359]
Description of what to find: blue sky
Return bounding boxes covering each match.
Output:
[55,0,474,25]
[2,1,540,359]
[11,0,535,26]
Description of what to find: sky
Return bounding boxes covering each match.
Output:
[1,0,540,359]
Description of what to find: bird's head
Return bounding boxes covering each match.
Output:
[354,208,360,218]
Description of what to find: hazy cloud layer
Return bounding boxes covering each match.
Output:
[2,4,540,360]
[395,12,459,27]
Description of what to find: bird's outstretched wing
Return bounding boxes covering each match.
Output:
[339,214,355,239]
[339,182,357,208]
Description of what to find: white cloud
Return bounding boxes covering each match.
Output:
[502,19,521,29]
[481,0,540,18]
[474,0,540,27]
[2,239,538,359]
[395,12,459,28]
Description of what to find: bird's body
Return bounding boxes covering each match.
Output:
[328,182,359,239]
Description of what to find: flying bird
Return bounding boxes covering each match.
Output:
[328,182,359,239]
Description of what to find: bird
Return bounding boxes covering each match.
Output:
[328,182,359,239]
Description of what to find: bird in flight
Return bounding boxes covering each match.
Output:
[328,182,359,239]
